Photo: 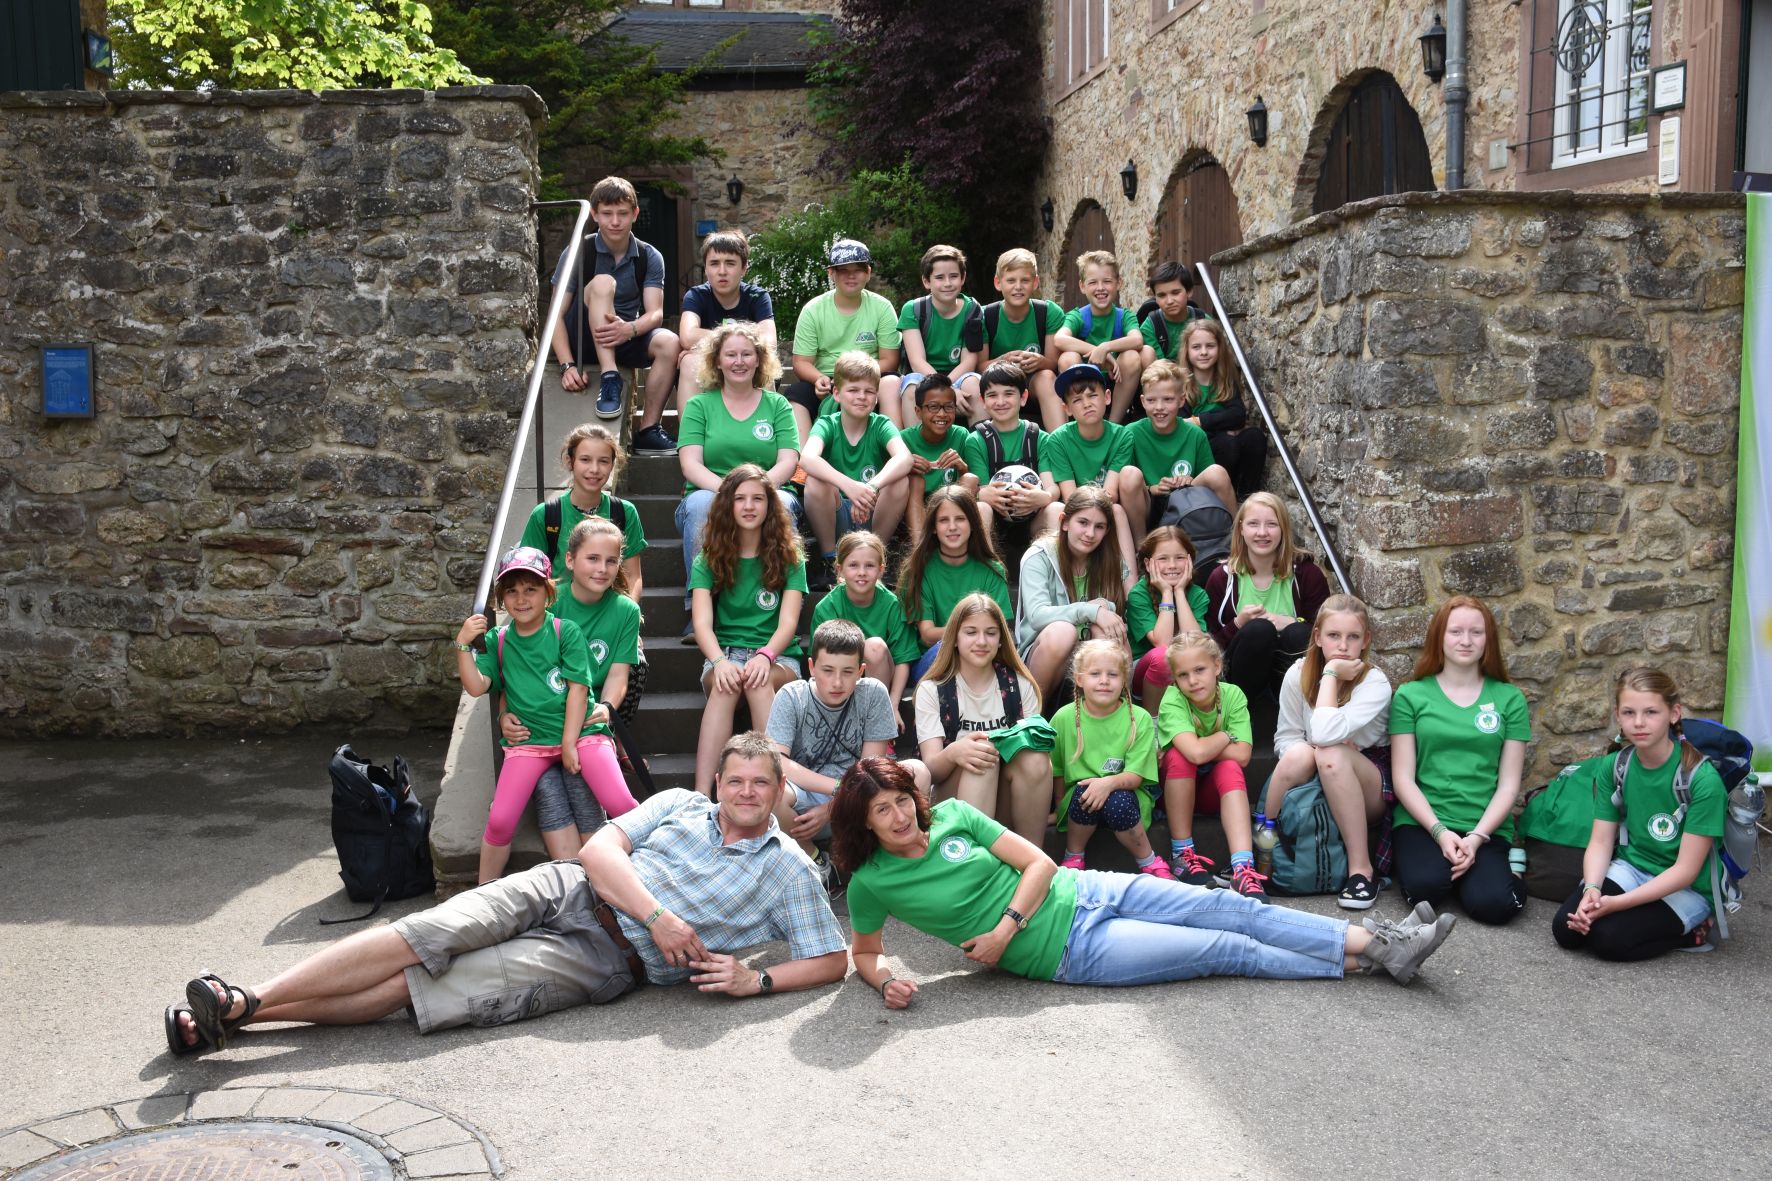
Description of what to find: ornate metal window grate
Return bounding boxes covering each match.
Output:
[1521,0,1654,164]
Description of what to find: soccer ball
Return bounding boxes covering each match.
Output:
[988,464,1042,521]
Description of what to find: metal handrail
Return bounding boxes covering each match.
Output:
[471,198,592,619]
[1194,262,1351,594]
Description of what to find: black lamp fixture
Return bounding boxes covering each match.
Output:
[1420,13,1447,83]
[1246,96,1269,147]
[1040,197,1055,232]
[1119,159,1138,201]
[725,174,744,205]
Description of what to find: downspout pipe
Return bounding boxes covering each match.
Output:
[1445,0,1468,189]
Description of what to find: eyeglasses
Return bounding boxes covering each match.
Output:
[921,402,957,416]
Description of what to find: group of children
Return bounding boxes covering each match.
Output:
[486,176,1733,962]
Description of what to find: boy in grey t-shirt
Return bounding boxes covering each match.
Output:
[767,621,922,872]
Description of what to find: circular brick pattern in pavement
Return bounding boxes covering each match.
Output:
[11,1122,393,1180]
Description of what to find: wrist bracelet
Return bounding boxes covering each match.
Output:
[1580,882,1602,894]
[453,641,473,653]
[1430,821,1449,841]
[642,905,666,928]
[1469,830,1490,844]
[1159,601,1176,610]
[757,646,777,664]
[878,974,895,994]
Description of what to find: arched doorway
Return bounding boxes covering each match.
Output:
[1311,71,1436,214]
[1060,200,1115,308]
[1156,155,1244,272]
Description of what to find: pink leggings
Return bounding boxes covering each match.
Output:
[1159,748,1248,816]
[1132,647,1174,698]
[485,737,638,846]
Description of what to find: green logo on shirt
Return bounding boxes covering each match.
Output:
[753,422,775,442]
[940,468,957,485]
[861,465,878,481]
[857,330,877,345]
[1648,812,1678,841]
[547,667,567,694]
[1475,706,1501,734]
[946,345,962,364]
[1171,460,1193,477]
[588,639,609,666]
[757,589,779,610]
[939,836,972,862]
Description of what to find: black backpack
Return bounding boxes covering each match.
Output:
[543,494,630,564]
[982,300,1051,355]
[975,419,1042,476]
[1133,299,1207,359]
[936,663,1023,743]
[1158,485,1234,566]
[905,296,985,372]
[323,745,435,923]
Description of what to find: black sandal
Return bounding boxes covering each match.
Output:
[1338,873,1379,911]
[164,1003,214,1057]
[185,972,260,1050]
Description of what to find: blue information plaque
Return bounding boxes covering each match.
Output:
[695,219,717,237]
[42,344,95,418]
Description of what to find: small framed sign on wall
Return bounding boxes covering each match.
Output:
[41,343,95,418]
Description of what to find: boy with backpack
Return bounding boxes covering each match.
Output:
[1138,261,1206,367]
[969,248,1065,430]
[799,351,916,588]
[972,362,1058,564]
[1118,359,1236,532]
[675,230,777,420]
[898,244,984,408]
[1052,249,1145,423]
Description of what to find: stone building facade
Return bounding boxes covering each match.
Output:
[0,87,544,736]
[1213,190,1744,778]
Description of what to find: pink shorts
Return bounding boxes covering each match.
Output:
[1159,748,1247,816]
[1132,647,1173,698]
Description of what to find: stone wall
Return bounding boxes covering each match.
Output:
[1212,190,1745,779]
[670,84,841,243]
[0,87,544,737]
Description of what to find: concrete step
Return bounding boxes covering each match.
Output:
[632,493,682,537]
[624,453,689,496]
[640,542,685,587]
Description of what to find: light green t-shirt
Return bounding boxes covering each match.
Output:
[811,583,922,666]
[688,552,809,656]
[1051,700,1159,832]
[517,491,646,579]
[679,390,799,494]
[847,799,1079,982]
[1043,420,1131,489]
[1060,304,1139,347]
[1235,572,1296,619]
[898,295,980,374]
[1157,680,1253,747]
[899,424,986,496]
[911,556,1012,634]
[474,614,591,747]
[1591,751,1727,906]
[792,289,902,376]
[984,299,1063,358]
[808,412,899,484]
[1125,417,1216,484]
[550,587,640,706]
[1389,678,1532,840]
[1123,578,1211,658]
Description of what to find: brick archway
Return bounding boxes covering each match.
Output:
[1154,150,1244,276]
[1059,199,1116,308]
[1292,68,1436,221]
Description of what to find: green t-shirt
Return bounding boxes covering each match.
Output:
[898,294,980,374]
[1591,751,1727,906]
[551,586,641,705]
[792,289,902,377]
[847,798,1078,982]
[679,390,799,494]
[1388,678,1532,840]
[517,491,646,579]
[1125,417,1216,484]
[1156,680,1253,748]
[1051,700,1159,832]
[1235,572,1296,619]
[1190,381,1227,419]
[1043,420,1131,489]
[912,556,1012,634]
[474,615,591,747]
[899,424,986,496]
[1138,308,1203,363]
[1123,578,1211,658]
[985,299,1064,357]
[812,583,922,666]
[808,412,899,484]
[688,552,809,655]
[1060,304,1138,347]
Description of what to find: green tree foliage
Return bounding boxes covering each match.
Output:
[110,0,484,90]
[749,162,968,333]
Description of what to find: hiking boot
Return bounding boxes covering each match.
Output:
[596,371,625,419]
[1139,858,1176,880]
[1358,912,1457,985]
[1169,846,1218,888]
[631,423,677,455]
[1229,863,1270,904]
[1364,901,1434,937]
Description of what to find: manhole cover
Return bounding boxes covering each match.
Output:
[14,1121,394,1180]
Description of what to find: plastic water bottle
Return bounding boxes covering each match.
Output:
[1720,773,1766,881]
[1253,816,1278,877]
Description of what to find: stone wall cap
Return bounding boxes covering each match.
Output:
[434,85,548,121]
[1,85,546,121]
[1209,188,1749,269]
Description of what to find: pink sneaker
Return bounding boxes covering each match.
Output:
[1060,851,1086,870]
[1139,858,1176,880]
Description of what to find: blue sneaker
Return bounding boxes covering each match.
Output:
[595,371,624,420]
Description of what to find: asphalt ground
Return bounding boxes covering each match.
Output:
[3,732,1769,1179]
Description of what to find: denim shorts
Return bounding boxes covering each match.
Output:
[701,645,802,681]
[1606,857,1712,931]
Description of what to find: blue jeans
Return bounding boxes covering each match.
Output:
[909,641,941,683]
[1052,870,1348,986]
[675,486,803,606]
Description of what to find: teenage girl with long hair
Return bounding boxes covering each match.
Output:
[1179,317,1266,498]
[898,484,1012,682]
[1015,486,1132,705]
[1202,491,1330,703]
[518,423,646,602]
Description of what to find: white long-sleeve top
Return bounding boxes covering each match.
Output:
[1273,661,1393,757]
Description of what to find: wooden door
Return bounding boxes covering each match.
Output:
[1060,200,1116,307]
[634,182,679,314]
[1313,71,1436,214]
[1157,157,1245,271]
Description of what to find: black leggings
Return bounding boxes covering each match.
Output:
[1224,616,1310,703]
[1209,428,1268,499]
[1551,878,1690,961]
[1391,824,1527,925]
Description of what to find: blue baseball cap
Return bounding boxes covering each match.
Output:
[1055,363,1108,399]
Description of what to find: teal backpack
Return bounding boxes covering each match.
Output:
[1260,776,1348,896]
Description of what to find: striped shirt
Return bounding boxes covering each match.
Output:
[609,789,846,984]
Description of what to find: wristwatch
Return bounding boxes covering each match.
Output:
[1002,906,1029,932]
[755,968,774,995]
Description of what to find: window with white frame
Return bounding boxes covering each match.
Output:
[1057,0,1111,90]
[1551,0,1653,166]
